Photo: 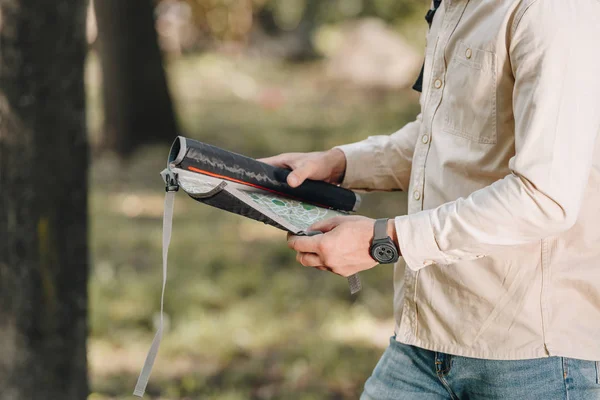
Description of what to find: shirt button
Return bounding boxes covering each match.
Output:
[413,190,421,201]
[434,79,443,89]
[422,134,430,144]
[465,48,473,59]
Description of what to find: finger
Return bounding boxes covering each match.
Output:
[308,216,344,233]
[287,161,317,188]
[296,252,323,267]
[304,262,334,274]
[287,234,322,253]
[257,153,298,168]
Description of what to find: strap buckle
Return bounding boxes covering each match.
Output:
[160,168,179,192]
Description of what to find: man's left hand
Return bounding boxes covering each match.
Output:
[287,216,397,277]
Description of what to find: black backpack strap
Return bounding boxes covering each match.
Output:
[413,0,442,93]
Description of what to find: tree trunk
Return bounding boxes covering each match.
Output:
[289,0,320,62]
[0,0,89,399]
[254,0,320,61]
[94,0,179,157]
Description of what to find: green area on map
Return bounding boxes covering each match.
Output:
[247,192,344,231]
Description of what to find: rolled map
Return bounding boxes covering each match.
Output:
[168,136,361,212]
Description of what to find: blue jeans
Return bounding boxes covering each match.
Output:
[361,337,600,400]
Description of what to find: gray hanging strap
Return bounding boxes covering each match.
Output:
[133,170,178,397]
[347,274,361,295]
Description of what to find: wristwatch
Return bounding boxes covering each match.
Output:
[369,218,400,264]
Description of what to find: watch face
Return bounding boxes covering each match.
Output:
[373,243,398,263]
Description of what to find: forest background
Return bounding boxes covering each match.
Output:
[0,1,427,399]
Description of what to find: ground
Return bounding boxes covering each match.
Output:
[86,51,418,399]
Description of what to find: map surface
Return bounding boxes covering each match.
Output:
[179,177,219,194]
[245,191,345,231]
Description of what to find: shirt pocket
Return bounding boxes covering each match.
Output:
[442,41,497,144]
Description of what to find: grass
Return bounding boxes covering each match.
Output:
[87,50,418,399]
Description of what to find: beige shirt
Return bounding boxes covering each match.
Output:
[337,0,600,361]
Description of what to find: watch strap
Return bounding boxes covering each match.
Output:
[374,218,390,240]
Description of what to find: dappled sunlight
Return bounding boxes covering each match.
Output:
[88,49,414,399]
[110,192,177,219]
[322,306,394,349]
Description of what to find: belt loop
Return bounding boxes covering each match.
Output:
[596,361,599,384]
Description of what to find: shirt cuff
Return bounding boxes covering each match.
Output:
[334,142,386,190]
[394,211,449,271]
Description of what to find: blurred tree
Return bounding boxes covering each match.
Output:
[0,0,89,399]
[256,0,320,60]
[251,0,423,61]
[159,0,424,61]
[183,0,254,46]
[95,0,179,157]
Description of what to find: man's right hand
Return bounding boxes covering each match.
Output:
[258,148,347,188]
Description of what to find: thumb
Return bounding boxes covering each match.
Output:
[309,216,343,233]
[287,162,315,188]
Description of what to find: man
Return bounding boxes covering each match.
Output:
[261,0,600,399]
